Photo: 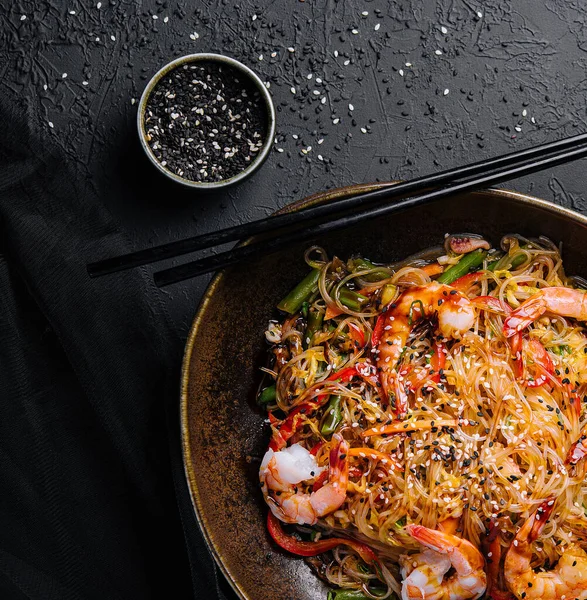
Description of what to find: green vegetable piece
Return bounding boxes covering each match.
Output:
[436,249,487,284]
[338,288,368,312]
[350,257,388,282]
[305,308,324,348]
[321,395,343,435]
[278,269,321,314]
[488,250,528,272]
[257,384,277,406]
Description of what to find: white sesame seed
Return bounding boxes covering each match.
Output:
[313,89,320,95]
[318,154,323,161]
[43,84,48,91]
[111,35,116,41]
[190,32,199,40]
[334,50,339,57]
[435,49,443,55]
[318,138,324,144]
[399,69,404,76]
[348,103,354,111]
[252,14,257,20]
[316,77,322,83]
[306,73,313,80]
[441,26,448,34]
[290,87,296,94]
[344,59,350,66]
[276,148,284,153]
[258,55,263,60]
[405,62,412,67]
[374,23,381,31]
[163,16,169,22]
[97,2,101,7]
[443,88,449,95]
[48,121,54,128]
[292,134,298,139]
[62,73,68,79]
[131,98,136,105]
[522,109,527,117]
[20,14,27,20]
[362,11,368,16]
[95,37,100,42]
[477,10,483,18]
[514,126,522,132]
[361,127,367,133]
[287,47,295,53]
[152,14,158,19]
[531,116,536,123]
[333,118,340,124]
[352,29,359,34]
[321,96,326,104]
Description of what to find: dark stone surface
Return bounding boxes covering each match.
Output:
[2,0,587,598]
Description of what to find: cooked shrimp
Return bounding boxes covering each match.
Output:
[377,282,476,416]
[566,424,587,465]
[504,499,587,600]
[503,287,587,337]
[259,433,348,525]
[400,525,486,600]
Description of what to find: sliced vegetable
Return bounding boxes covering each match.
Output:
[349,257,388,282]
[436,249,487,285]
[267,512,380,565]
[257,384,277,406]
[421,263,444,277]
[278,269,321,314]
[305,308,324,348]
[380,283,397,307]
[339,288,369,312]
[321,395,343,436]
[487,252,527,272]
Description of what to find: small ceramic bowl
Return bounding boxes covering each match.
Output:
[137,53,276,190]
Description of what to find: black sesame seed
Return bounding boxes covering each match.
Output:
[144,61,268,182]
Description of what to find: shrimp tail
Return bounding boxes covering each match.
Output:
[519,499,555,543]
[565,430,587,465]
[503,293,547,337]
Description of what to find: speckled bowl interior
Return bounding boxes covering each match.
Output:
[181,185,587,600]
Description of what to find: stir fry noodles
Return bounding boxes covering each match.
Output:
[257,235,587,600]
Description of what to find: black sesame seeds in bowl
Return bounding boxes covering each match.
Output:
[138,54,276,189]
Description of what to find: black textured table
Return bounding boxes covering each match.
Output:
[1,1,586,599]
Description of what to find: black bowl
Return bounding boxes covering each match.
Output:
[181,184,587,600]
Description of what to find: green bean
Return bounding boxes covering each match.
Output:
[338,288,368,311]
[305,308,324,348]
[436,249,487,284]
[349,257,388,282]
[487,252,528,272]
[278,269,321,314]
[321,395,342,435]
[257,384,276,406]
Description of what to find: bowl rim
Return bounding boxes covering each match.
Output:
[180,185,587,600]
[137,52,276,190]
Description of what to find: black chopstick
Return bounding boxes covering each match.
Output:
[87,132,587,278]
[153,141,587,287]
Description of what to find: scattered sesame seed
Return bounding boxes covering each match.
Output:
[348,103,354,111]
[441,26,448,34]
[152,14,158,19]
[443,88,449,95]
[352,29,359,34]
[189,32,199,41]
[477,10,483,18]
[287,47,295,53]
[48,121,54,128]
[82,81,89,86]
[20,14,26,21]
[164,16,169,23]
[374,23,381,31]
[96,2,101,7]
[290,87,296,94]
[62,73,68,79]
[252,14,257,20]
[333,118,340,124]
[362,10,369,16]
[435,49,443,55]
[110,35,116,41]
[399,69,404,76]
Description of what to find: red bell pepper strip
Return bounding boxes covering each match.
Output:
[267,512,380,566]
[270,366,363,450]
[451,271,485,292]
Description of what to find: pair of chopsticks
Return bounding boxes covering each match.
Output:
[87,133,587,287]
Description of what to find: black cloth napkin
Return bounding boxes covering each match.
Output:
[0,87,233,599]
